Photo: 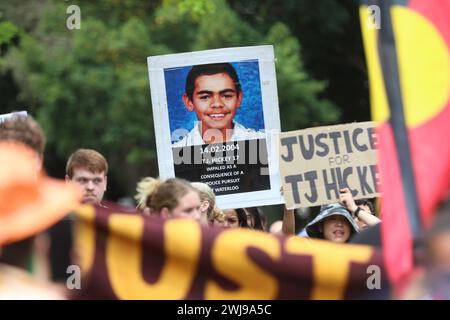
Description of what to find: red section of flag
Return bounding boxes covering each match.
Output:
[412,106,450,228]
[409,1,450,229]
[410,0,450,49]
[377,0,450,286]
[379,123,414,286]
[381,105,450,286]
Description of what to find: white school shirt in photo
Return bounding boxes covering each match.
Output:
[172,120,265,147]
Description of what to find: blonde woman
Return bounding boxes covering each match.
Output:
[190,182,216,225]
[211,207,225,228]
[135,177,201,221]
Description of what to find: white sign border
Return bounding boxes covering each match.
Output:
[0,111,28,123]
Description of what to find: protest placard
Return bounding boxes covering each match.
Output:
[148,46,283,209]
[279,122,380,209]
[0,111,27,123]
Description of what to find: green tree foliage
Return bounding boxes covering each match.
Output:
[192,0,263,50]
[0,21,19,73]
[0,18,22,112]
[229,0,370,123]
[1,0,340,199]
[0,21,19,47]
[264,23,339,130]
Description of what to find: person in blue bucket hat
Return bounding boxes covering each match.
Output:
[305,203,359,243]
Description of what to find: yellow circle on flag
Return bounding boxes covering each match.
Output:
[392,6,450,128]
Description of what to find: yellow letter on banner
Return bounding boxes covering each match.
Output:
[106,215,201,299]
[74,204,96,274]
[205,229,280,299]
[285,237,373,299]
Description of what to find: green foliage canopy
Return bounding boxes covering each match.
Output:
[1,0,340,198]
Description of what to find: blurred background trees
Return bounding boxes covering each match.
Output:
[0,0,369,203]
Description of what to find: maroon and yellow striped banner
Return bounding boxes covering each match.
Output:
[72,204,386,299]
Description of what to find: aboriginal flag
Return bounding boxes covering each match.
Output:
[360,0,450,286]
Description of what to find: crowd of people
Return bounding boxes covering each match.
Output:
[1,114,449,300]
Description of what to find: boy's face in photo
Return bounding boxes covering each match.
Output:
[183,72,243,133]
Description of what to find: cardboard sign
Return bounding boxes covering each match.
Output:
[147,46,283,209]
[279,122,380,209]
[0,111,27,123]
